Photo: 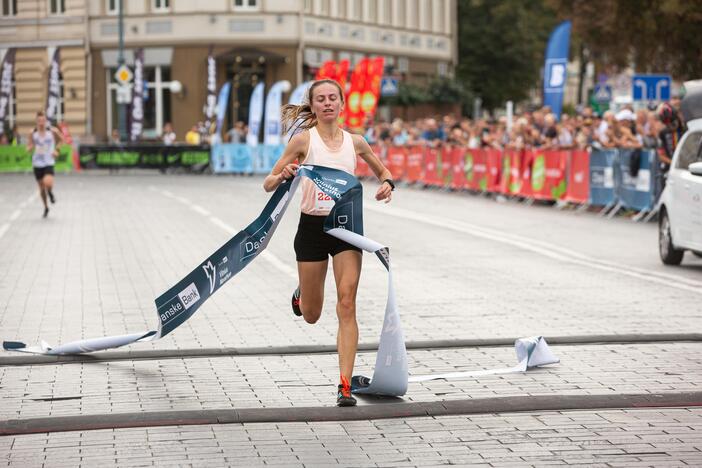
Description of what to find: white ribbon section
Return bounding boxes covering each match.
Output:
[408,336,559,383]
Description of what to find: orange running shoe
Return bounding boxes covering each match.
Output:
[337,375,357,407]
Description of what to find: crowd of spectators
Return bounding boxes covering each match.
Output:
[96,97,683,156]
[362,98,684,154]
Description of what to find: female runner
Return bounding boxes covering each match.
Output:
[263,79,395,406]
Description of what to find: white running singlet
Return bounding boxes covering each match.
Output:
[31,129,56,169]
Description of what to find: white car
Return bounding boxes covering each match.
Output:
[659,117,702,265]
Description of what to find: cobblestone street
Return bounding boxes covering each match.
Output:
[1,172,701,466]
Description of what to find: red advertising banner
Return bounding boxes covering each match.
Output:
[386,146,407,180]
[360,56,384,126]
[450,146,467,190]
[423,147,442,187]
[345,58,369,129]
[565,149,590,204]
[438,145,452,187]
[485,148,502,193]
[406,145,424,183]
[529,149,568,200]
[500,149,522,195]
[518,149,534,198]
[356,154,372,177]
[463,148,487,191]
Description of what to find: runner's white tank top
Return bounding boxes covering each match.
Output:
[31,129,56,168]
[300,126,357,216]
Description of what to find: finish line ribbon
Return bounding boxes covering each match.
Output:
[3,166,410,396]
[3,166,558,397]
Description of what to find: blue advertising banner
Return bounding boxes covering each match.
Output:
[264,81,291,146]
[543,21,571,120]
[211,143,254,174]
[614,149,658,212]
[246,82,265,147]
[255,144,285,174]
[213,82,231,145]
[589,149,617,206]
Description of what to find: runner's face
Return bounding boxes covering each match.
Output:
[311,83,343,123]
[37,115,46,128]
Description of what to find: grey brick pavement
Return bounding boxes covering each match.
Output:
[3,407,701,467]
[1,342,699,419]
[1,173,700,354]
[2,172,702,466]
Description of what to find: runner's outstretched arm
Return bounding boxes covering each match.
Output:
[263,131,309,192]
[352,134,393,203]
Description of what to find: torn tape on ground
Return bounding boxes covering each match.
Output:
[406,336,559,383]
[2,166,410,397]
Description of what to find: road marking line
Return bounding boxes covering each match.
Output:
[367,204,702,295]
[152,187,296,279]
[0,193,37,242]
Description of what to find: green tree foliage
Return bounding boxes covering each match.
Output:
[549,0,702,79]
[379,78,472,108]
[456,0,558,111]
[427,77,473,105]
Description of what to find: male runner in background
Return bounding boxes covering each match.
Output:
[26,111,63,218]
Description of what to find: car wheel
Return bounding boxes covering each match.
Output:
[659,209,684,265]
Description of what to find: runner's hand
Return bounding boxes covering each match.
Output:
[375,182,393,203]
[279,163,299,181]
[52,149,59,158]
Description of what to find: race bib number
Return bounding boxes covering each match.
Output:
[315,188,335,211]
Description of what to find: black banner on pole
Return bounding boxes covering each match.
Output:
[204,45,216,134]
[0,48,16,136]
[129,48,144,142]
[45,48,61,125]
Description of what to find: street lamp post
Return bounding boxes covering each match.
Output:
[117,0,127,142]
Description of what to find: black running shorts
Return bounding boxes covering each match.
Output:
[33,166,55,181]
[294,213,362,262]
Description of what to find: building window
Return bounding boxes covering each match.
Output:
[1,0,17,16]
[152,0,169,13]
[107,66,173,139]
[48,0,66,15]
[233,0,258,9]
[106,0,118,15]
[303,0,312,13]
[320,0,329,16]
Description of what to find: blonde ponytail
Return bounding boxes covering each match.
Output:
[281,102,317,136]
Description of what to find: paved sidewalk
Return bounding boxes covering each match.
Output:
[1,173,701,354]
[1,342,699,419]
[3,407,701,467]
[2,173,702,466]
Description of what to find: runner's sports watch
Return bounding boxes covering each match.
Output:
[383,179,395,191]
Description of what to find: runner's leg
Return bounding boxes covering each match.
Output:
[332,250,362,382]
[37,176,48,215]
[297,259,328,324]
[44,173,55,203]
